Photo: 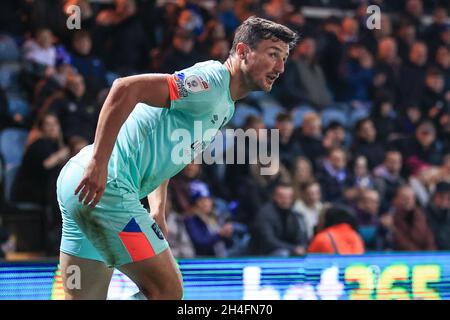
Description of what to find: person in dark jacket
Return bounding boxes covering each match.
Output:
[70,30,108,100]
[249,183,308,256]
[184,181,233,257]
[12,113,69,205]
[297,111,325,170]
[397,41,428,110]
[351,117,385,170]
[425,182,450,250]
[318,147,352,203]
[392,185,436,251]
[400,120,443,174]
[278,36,332,110]
[274,112,303,169]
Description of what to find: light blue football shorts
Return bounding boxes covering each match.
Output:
[56,159,169,268]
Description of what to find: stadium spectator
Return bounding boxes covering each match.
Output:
[293,180,323,241]
[317,16,344,98]
[401,120,443,173]
[354,188,382,250]
[322,121,347,152]
[279,36,332,110]
[401,0,425,38]
[291,156,315,200]
[398,41,428,109]
[395,20,417,63]
[184,181,233,257]
[208,38,231,63]
[45,72,100,155]
[161,28,199,73]
[225,115,266,199]
[169,162,206,215]
[374,150,406,208]
[409,165,441,208]
[347,155,376,195]
[420,67,449,138]
[165,195,195,259]
[235,157,291,226]
[95,0,151,75]
[392,185,436,251]
[425,6,449,58]
[351,117,385,170]
[434,46,449,92]
[23,28,57,68]
[338,42,374,105]
[249,183,308,256]
[318,147,351,203]
[425,181,450,250]
[12,113,69,205]
[297,112,325,170]
[70,30,109,100]
[308,205,365,254]
[373,37,401,101]
[370,92,397,143]
[274,112,302,169]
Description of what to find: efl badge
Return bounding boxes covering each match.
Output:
[184,75,209,93]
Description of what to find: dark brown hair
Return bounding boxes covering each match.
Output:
[230,16,299,54]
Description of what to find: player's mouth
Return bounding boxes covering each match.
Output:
[266,74,278,84]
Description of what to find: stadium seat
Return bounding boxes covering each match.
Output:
[230,103,261,128]
[7,94,31,119]
[292,105,315,127]
[261,103,284,128]
[321,108,348,128]
[0,34,20,62]
[0,128,29,171]
[1,164,46,252]
[349,107,370,128]
[0,62,21,92]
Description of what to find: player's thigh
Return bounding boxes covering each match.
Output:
[59,251,114,300]
[118,248,183,300]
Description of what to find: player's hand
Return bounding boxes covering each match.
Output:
[75,159,108,208]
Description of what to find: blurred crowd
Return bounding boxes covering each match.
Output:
[0,0,449,258]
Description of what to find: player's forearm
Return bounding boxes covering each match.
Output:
[148,180,169,218]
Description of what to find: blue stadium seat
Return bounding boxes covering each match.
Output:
[292,105,315,127]
[321,108,348,128]
[349,107,370,128]
[0,62,21,91]
[7,94,31,118]
[230,103,261,128]
[0,128,29,171]
[0,34,20,62]
[261,103,284,128]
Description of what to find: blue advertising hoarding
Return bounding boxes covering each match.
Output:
[1,252,450,300]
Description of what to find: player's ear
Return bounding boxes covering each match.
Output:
[235,42,248,60]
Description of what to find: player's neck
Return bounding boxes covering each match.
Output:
[224,56,251,101]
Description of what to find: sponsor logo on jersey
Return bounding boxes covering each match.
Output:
[184,75,209,93]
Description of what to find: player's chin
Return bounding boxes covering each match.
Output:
[258,81,274,92]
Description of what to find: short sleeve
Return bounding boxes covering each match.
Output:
[166,62,226,115]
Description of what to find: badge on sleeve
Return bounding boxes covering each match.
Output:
[184,75,209,93]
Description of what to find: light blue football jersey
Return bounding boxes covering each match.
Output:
[75,60,235,199]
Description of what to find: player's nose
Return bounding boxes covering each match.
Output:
[274,58,285,74]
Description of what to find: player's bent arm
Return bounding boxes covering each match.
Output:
[76,74,170,207]
[92,74,170,164]
[147,179,169,237]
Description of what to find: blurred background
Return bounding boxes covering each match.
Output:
[0,0,449,300]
